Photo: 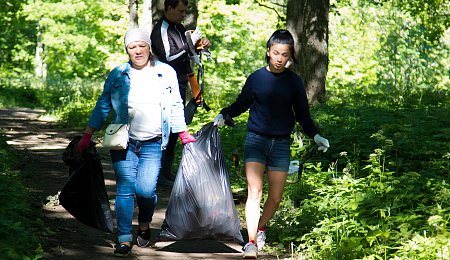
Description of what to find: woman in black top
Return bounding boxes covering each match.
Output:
[214,29,330,259]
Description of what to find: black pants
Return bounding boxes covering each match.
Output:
[159,80,188,180]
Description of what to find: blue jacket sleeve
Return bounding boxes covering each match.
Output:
[87,70,117,130]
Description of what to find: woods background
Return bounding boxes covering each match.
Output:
[0,0,449,259]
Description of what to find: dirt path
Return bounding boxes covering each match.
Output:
[0,108,277,260]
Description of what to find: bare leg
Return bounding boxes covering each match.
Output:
[258,170,288,229]
[245,162,266,242]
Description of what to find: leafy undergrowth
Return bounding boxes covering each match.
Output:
[0,135,43,259]
[3,76,448,259]
[183,90,450,259]
[265,92,450,259]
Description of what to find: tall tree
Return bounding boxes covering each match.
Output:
[185,0,199,30]
[287,0,329,104]
[367,0,450,42]
[23,0,129,80]
[151,0,198,29]
[284,0,449,104]
[152,0,164,24]
[129,0,139,28]
[0,0,36,78]
[140,0,153,29]
[35,24,46,78]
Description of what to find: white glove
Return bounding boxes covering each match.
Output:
[213,114,225,127]
[190,28,202,44]
[314,134,330,153]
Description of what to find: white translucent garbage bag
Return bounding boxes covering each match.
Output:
[159,123,244,243]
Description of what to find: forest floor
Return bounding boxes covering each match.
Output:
[0,107,279,260]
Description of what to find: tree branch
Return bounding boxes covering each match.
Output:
[254,0,286,21]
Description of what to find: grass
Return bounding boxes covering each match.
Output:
[0,135,44,259]
[266,91,450,259]
[1,78,449,259]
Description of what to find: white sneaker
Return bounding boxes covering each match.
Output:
[242,242,258,259]
[256,229,266,250]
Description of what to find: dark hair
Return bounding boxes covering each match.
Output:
[164,0,188,11]
[265,29,298,64]
[148,52,157,67]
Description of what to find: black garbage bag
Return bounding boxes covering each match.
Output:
[160,123,244,243]
[184,97,198,125]
[59,136,114,233]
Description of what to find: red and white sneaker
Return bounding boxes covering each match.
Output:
[242,241,258,259]
[256,227,267,250]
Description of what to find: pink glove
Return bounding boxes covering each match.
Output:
[178,131,196,145]
[77,133,92,153]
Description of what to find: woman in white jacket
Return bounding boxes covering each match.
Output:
[77,28,196,257]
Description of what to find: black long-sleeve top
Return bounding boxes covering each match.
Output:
[220,67,319,138]
[150,16,193,81]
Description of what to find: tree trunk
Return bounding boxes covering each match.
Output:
[151,0,164,25]
[140,0,153,35]
[129,0,139,28]
[184,0,199,30]
[151,0,198,29]
[286,0,329,104]
[34,24,46,79]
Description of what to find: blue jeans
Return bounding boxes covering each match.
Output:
[110,138,162,243]
[244,131,291,172]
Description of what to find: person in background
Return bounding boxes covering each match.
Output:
[76,28,196,257]
[151,0,211,187]
[213,29,330,259]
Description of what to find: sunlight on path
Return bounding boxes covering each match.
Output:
[0,108,261,259]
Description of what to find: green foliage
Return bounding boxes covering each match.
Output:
[0,0,449,259]
[0,0,36,79]
[393,0,450,42]
[273,147,450,259]
[362,0,450,42]
[327,1,450,104]
[226,0,241,4]
[265,3,450,254]
[197,0,278,109]
[328,4,382,95]
[0,75,103,127]
[179,0,280,184]
[0,77,41,108]
[268,93,450,258]
[22,0,128,80]
[35,77,103,127]
[0,136,43,259]
[375,3,450,100]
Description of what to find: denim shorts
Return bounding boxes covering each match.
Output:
[244,131,291,172]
